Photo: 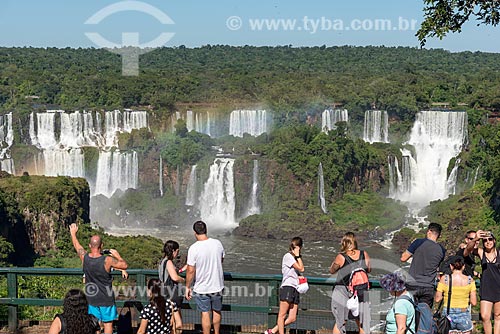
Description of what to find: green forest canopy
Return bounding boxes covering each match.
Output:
[1,46,500,117]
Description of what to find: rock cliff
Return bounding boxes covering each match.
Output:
[0,173,90,265]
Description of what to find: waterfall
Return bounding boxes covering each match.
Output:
[388,154,411,199]
[35,113,57,148]
[159,156,164,197]
[199,158,236,228]
[94,151,138,197]
[29,113,39,147]
[363,110,389,143]
[229,110,267,137]
[321,109,349,132]
[0,113,14,173]
[246,160,261,216]
[185,165,197,206]
[446,159,461,195]
[104,110,121,147]
[28,110,146,196]
[0,113,13,150]
[318,162,327,213]
[42,148,85,177]
[104,110,148,147]
[0,159,15,174]
[186,110,195,132]
[472,166,480,186]
[176,110,212,136]
[391,111,467,209]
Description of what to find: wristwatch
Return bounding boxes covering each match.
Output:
[294,255,302,260]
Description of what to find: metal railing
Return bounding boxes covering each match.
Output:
[0,267,480,333]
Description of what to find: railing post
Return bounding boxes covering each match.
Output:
[136,272,147,304]
[7,272,18,332]
[267,278,279,329]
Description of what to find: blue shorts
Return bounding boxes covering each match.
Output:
[194,292,223,312]
[88,305,117,323]
[445,308,473,331]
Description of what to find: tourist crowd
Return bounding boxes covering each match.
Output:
[50,222,499,334]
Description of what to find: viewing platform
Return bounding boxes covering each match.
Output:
[0,267,482,334]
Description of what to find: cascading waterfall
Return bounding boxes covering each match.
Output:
[104,110,148,147]
[0,159,15,174]
[32,112,87,177]
[59,111,101,147]
[174,110,212,136]
[318,162,327,213]
[363,110,389,143]
[186,110,195,132]
[0,113,15,174]
[185,165,197,206]
[0,113,14,151]
[159,156,164,197]
[321,109,349,132]
[34,112,57,148]
[446,158,461,195]
[94,151,138,197]
[28,110,147,198]
[42,148,85,177]
[246,160,261,216]
[29,113,38,147]
[472,166,480,186]
[390,110,468,209]
[199,158,236,228]
[229,110,267,137]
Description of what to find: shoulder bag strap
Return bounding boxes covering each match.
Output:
[342,252,352,264]
[446,274,452,315]
[395,295,416,334]
[57,314,66,334]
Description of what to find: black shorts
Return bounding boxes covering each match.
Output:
[279,286,300,304]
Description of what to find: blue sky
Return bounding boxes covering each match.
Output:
[0,0,498,52]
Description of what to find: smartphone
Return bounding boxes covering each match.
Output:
[484,231,492,238]
[101,249,112,255]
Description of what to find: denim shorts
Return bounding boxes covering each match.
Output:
[444,308,473,331]
[194,292,223,312]
[88,305,117,322]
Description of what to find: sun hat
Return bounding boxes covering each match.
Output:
[380,272,406,292]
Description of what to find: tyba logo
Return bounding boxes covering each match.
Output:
[85,1,175,76]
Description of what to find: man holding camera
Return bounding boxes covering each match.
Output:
[70,223,128,334]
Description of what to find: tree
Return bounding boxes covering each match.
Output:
[418,0,500,46]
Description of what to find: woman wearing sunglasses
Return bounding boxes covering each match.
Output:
[464,230,500,334]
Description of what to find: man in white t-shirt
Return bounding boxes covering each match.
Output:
[185,220,225,334]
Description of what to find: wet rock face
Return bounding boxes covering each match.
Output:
[0,175,90,263]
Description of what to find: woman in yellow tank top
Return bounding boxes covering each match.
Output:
[435,255,477,334]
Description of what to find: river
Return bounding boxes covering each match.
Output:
[105,225,406,278]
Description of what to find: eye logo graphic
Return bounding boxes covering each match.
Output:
[85,1,175,76]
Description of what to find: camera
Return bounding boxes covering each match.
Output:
[101,249,112,255]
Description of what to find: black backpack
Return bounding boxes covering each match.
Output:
[117,306,133,334]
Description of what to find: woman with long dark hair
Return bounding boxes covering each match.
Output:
[137,278,182,334]
[48,289,100,334]
[159,240,186,309]
[464,230,500,334]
